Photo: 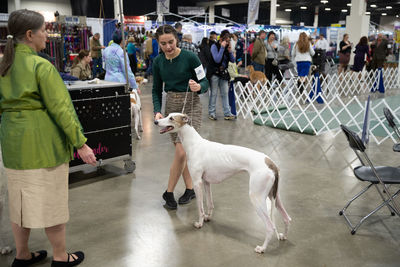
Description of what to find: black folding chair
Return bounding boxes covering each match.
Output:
[383,107,400,152]
[339,125,400,234]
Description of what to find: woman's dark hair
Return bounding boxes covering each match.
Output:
[72,49,90,67]
[155,24,179,43]
[0,9,44,76]
[267,31,275,40]
[358,36,368,46]
[343,33,348,40]
[200,37,209,48]
[112,30,127,45]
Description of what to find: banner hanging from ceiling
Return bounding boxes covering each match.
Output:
[157,0,170,14]
[247,0,260,25]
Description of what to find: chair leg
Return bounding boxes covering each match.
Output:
[340,187,400,235]
[375,184,400,216]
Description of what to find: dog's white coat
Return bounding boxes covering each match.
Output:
[130,90,143,139]
[156,113,291,253]
[0,147,12,255]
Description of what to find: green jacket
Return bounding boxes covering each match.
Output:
[0,44,87,169]
[251,38,267,65]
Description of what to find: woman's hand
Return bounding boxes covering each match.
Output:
[77,144,97,166]
[189,79,201,92]
[155,112,163,121]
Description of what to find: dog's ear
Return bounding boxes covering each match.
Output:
[182,115,190,124]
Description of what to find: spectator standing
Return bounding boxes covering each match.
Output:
[103,30,139,91]
[338,33,352,75]
[314,33,329,73]
[175,22,183,42]
[264,31,280,82]
[234,33,244,64]
[209,31,217,46]
[179,33,199,53]
[90,33,105,78]
[127,37,138,75]
[251,30,267,72]
[198,37,213,77]
[292,32,315,92]
[145,33,159,78]
[208,30,236,121]
[371,33,389,70]
[352,36,370,72]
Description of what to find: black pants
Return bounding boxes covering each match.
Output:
[128,54,137,75]
[265,58,281,82]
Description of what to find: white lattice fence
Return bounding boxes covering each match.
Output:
[234,68,400,145]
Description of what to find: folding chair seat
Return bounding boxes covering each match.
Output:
[383,107,400,152]
[339,125,400,234]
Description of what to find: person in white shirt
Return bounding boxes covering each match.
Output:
[313,33,329,74]
[292,32,315,93]
[314,33,329,51]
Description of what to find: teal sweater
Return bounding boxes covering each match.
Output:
[152,49,209,114]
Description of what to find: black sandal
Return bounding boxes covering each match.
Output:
[12,250,47,267]
[51,251,85,267]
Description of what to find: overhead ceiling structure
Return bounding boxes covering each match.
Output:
[196,0,400,16]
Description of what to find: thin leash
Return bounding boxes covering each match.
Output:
[181,84,194,126]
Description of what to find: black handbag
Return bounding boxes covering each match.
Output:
[216,66,231,80]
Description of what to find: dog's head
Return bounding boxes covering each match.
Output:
[246,65,254,72]
[154,113,190,134]
[135,76,148,86]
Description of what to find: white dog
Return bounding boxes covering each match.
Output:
[0,148,12,255]
[155,113,291,254]
[130,77,147,140]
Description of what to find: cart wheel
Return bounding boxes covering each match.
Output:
[97,167,106,175]
[124,160,136,173]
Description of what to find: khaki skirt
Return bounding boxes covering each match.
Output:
[165,91,202,143]
[6,163,69,228]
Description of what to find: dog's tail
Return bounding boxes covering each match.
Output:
[265,157,279,199]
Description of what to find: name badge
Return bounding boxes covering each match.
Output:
[195,65,206,80]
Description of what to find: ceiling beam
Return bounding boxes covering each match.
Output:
[197,0,271,7]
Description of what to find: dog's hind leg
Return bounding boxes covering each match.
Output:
[274,192,291,240]
[139,108,143,132]
[249,172,276,253]
[203,180,214,222]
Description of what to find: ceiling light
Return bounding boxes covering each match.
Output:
[325,8,331,11]
[341,9,347,12]
[386,6,392,9]
[300,6,307,10]
[321,0,328,4]
[370,4,377,8]
[347,3,351,7]
[365,11,371,15]
[382,13,387,16]
[397,15,399,18]
[276,4,280,6]
[285,9,292,12]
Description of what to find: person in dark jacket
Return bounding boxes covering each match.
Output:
[371,33,389,70]
[198,37,213,79]
[352,36,370,72]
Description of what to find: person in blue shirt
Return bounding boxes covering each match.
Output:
[145,34,159,78]
[127,37,139,75]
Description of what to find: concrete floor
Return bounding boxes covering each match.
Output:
[1,81,400,267]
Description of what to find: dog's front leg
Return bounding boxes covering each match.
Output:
[133,108,141,140]
[203,181,214,222]
[193,178,205,229]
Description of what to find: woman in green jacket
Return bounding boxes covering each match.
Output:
[0,10,96,267]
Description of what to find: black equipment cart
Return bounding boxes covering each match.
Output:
[66,81,135,173]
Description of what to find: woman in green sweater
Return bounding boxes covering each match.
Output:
[152,25,209,210]
[0,10,96,267]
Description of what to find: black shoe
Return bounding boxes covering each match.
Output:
[178,189,196,204]
[163,191,177,210]
[51,251,84,267]
[12,250,47,267]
